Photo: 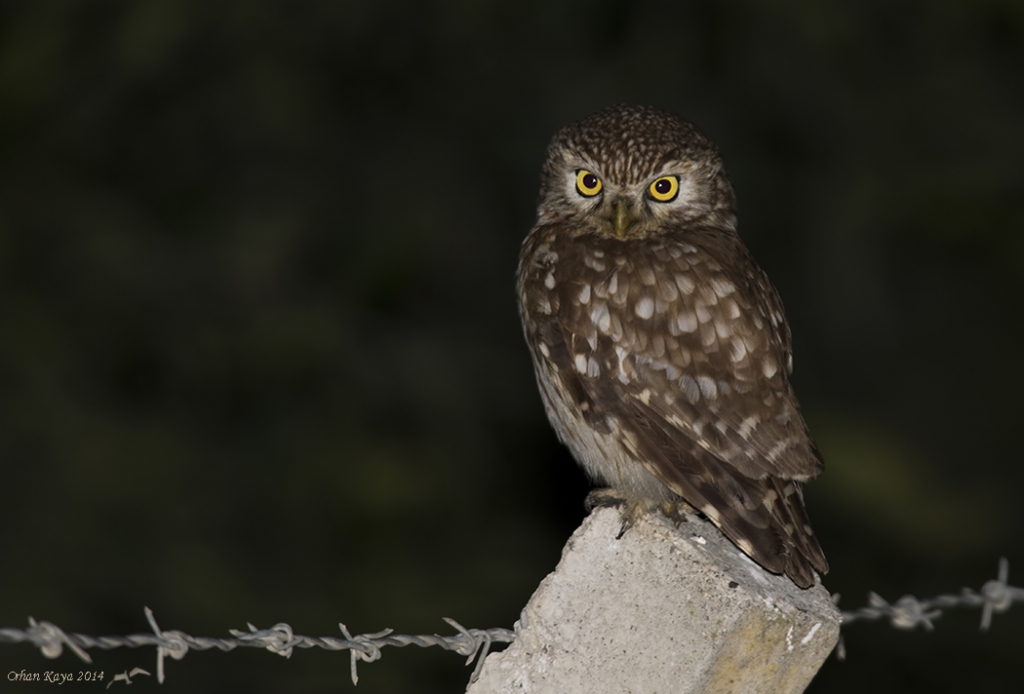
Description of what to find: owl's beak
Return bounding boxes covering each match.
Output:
[608,198,636,238]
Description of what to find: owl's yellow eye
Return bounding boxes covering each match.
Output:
[575,170,603,197]
[648,176,679,202]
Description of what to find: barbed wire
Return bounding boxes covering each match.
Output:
[0,607,514,685]
[833,557,1023,659]
[2,559,1019,681]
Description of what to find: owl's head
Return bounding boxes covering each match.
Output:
[537,105,737,239]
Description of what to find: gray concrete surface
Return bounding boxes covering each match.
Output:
[467,506,840,694]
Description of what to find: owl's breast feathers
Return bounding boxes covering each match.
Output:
[518,224,828,588]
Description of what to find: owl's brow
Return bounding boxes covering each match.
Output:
[562,148,601,173]
[569,154,695,188]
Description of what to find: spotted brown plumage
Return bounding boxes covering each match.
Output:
[517,105,828,588]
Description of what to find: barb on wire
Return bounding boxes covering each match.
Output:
[0,609,515,686]
[833,558,1023,660]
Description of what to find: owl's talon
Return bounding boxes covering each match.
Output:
[615,521,628,540]
[586,489,639,539]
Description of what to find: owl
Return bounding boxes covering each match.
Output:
[517,105,828,588]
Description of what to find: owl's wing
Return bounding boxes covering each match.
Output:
[557,235,823,482]
[630,395,827,587]
[539,298,829,586]
[535,235,828,585]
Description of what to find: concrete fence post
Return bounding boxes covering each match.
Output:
[467,506,840,694]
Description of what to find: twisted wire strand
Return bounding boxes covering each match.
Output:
[0,608,514,685]
[834,557,1023,659]
[3,559,1019,678]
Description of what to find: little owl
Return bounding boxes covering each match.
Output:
[517,104,828,588]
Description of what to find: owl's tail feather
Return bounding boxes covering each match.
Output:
[768,477,830,586]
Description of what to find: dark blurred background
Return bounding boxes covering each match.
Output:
[1,1,1022,691]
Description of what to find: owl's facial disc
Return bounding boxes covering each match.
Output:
[559,159,699,238]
